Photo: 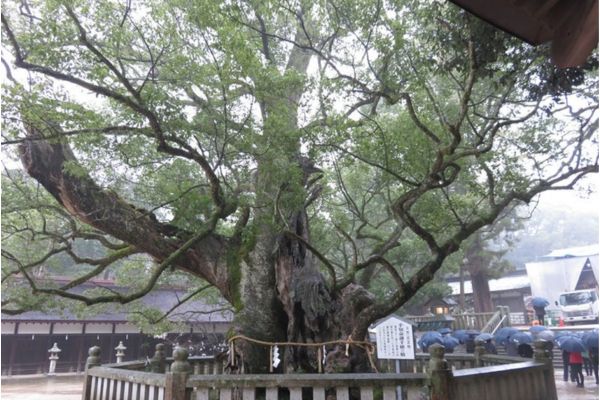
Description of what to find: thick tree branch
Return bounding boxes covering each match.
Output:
[16,123,233,301]
[13,212,221,306]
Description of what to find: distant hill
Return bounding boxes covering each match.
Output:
[505,196,598,270]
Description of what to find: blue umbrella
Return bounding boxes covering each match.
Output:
[529,325,548,333]
[531,297,549,308]
[441,335,460,350]
[555,334,579,346]
[511,332,533,345]
[582,331,599,349]
[494,327,519,345]
[418,331,443,350]
[554,331,573,339]
[438,328,452,335]
[558,337,586,353]
[452,330,469,343]
[536,330,555,342]
[475,333,494,342]
[465,329,481,341]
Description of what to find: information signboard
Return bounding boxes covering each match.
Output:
[374,316,415,360]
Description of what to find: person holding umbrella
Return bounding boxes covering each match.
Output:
[441,335,460,353]
[589,347,599,385]
[511,332,533,358]
[531,297,549,325]
[559,336,586,387]
[583,330,599,384]
[570,351,585,387]
[476,333,497,354]
[418,331,443,353]
[562,350,571,382]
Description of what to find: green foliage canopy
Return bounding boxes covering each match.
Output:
[1,0,597,334]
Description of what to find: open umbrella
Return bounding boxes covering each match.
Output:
[511,332,533,345]
[554,331,573,340]
[555,334,579,347]
[558,337,586,353]
[475,333,494,342]
[531,297,549,308]
[536,330,555,342]
[529,325,548,333]
[438,328,452,335]
[442,335,460,350]
[452,330,469,343]
[465,329,481,338]
[582,330,599,349]
[494,327,519,345]
[418,331,443,350]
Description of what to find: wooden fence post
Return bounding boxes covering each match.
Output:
[165,346,191,400]
[428,344,451,400]
[534,340,558,400]
[474,339,486,367]
[81,346,101,400]
[503,306,511,327]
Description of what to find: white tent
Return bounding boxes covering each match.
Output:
[526,250,598,310]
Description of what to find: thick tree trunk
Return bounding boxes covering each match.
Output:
[470,270,494,312]
[234,225,288,373]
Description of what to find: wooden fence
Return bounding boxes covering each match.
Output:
[405,306,512,332]
[81,340,556,400]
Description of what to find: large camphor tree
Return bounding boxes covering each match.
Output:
[1,0,597,372]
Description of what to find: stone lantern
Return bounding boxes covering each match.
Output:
[115,341,127,363]
[47,343,61,376]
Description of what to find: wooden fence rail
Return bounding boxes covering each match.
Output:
[450,362,552,400]
[404,306,511,332]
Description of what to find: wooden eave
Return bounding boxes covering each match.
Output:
[449,0,599,67]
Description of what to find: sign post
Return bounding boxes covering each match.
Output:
[374,316,415,400]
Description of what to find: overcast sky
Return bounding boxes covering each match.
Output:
[535,175,598,215]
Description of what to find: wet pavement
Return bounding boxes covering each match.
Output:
[554,370,599,400]
[1,374,83,400]
[1,370,598,399]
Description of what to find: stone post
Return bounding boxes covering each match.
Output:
[474,339,486,367]
[428,344,451,400]
[86,346,102,369]
[114,341,127,363]
[165,346,191,400]
[148,343,167,373]
[47,343,61,376]
[534,340,558,400]
[82,346,101,400]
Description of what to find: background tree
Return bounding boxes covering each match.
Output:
[461,215,519,313]
[2,0,597,372]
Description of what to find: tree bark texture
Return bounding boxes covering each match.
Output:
[470,270,494,313]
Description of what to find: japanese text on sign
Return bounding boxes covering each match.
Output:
[375,317,415,360]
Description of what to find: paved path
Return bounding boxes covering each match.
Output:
[1,375,83,400]
[554,370,599,400]
[1,371,598,400]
